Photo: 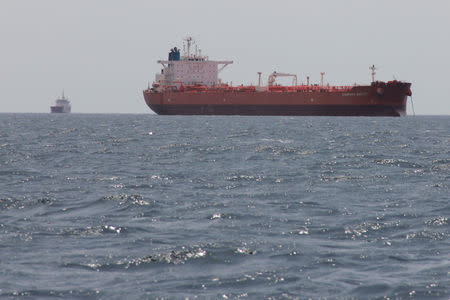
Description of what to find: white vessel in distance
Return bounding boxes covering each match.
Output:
[50,91,71,113]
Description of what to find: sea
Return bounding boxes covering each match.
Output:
[0,114,448,299]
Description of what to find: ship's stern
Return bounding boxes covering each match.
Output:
[143,89,165,114]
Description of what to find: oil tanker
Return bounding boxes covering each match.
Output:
[143,38,412,116]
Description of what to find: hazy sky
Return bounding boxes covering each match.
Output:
[1,0,449,115]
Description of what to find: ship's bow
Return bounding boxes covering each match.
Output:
[372,81,412,116]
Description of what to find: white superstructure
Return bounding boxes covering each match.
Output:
[153,37,232,89]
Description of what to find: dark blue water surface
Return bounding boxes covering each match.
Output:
[0,114,449,299]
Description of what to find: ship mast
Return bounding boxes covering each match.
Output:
[370,65,377,82]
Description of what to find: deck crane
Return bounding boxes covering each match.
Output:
[268,71,298,86]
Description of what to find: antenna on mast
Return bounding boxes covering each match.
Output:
[320,72,325,87]
[370,65,377,82]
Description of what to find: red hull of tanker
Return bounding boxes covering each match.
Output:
[143,82,411,117]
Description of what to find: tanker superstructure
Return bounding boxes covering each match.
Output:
[143,38,412,116]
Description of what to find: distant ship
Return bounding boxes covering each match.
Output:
[143,37,412,116]
[50,92,71,113]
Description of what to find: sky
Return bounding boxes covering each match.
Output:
[1,0,449,115]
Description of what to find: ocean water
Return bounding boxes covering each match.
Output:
[0,114,448,299]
